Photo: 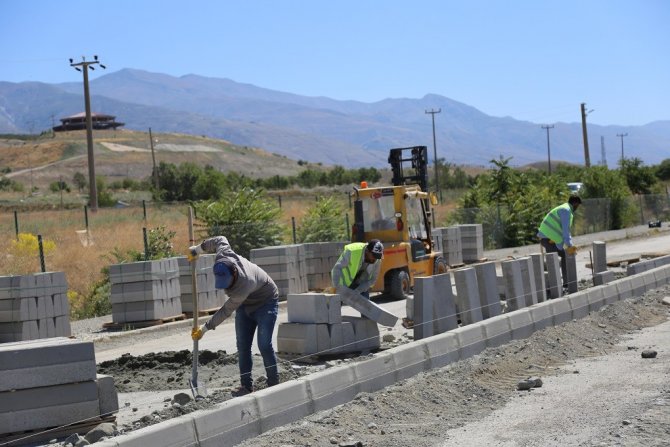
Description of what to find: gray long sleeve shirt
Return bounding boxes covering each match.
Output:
[200,236,278,330]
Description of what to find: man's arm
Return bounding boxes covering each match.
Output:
[331,250,351,288]
[558,207,573,249]
[353,262,381,293]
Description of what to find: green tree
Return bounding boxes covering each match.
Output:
[194,187,284,258]
[73,172,87,192]
[297,196,348,243]
[655,158,670,181]
[619,157,657,194]
[581,166,635,230]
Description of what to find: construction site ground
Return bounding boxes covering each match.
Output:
[60,227,670,446]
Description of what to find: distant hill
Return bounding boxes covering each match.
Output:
[1,68,669,167]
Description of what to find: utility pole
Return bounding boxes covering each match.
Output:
[600,136,607,167]
[70,55,106,212]
[149,128,159,190]
[425,108,442,201]
[580,103,592,168]
[617,132,628,165]
[541,124,554,174]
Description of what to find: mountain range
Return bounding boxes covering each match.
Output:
[1,68,668,168]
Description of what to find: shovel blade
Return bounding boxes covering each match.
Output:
[189,377,207,400]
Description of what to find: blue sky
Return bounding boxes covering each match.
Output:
[1,0,668,126]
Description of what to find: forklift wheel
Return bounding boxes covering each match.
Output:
[388,270,410,301]
[433,256,448,275]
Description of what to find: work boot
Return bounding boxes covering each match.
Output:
[231,385,253,397]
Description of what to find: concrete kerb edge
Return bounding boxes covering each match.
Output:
[103,265,670,447]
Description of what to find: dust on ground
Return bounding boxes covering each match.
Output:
[89,285,670,446]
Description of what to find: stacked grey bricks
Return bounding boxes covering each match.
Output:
[458,224,484,262]
[303,242,346,291]
[0,272,70,343]
[432,226,463,266]
[251,244,308,298]
[109,258,182,324]
[0,337,118,436]
[177,254,226,314]
[277,292,380,355]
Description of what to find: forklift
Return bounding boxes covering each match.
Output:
[351,146,448,299]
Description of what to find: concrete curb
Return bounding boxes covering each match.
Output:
[97,264,670,447]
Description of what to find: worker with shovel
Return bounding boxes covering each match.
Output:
[189,236,279,397]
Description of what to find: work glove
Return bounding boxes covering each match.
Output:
[566,245,578,256]
[187,245,203,262]
[191,325,208,341]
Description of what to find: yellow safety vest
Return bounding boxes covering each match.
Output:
[539,203,573,245]
[336,242,366,287]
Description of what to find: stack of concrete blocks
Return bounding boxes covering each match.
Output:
[250,245,308,298]
[432,226,463,266]
[452,267,484,325]
[529,253,547,303]
[109,258,182,324]
[303,242,346,291]
[592,241,615,286]
[473,262,503,319]
[277,292,380,356]
[177,254,225,314]
[458,224,484,263]
[0,337,118,437]
[0,272,71,343]
[544,252,563,299]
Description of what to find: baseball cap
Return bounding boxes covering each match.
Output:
[366,239,384,259]
[213,260,236,289]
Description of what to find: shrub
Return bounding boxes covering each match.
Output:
[297,196,347,243]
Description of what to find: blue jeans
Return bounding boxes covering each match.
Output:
[235,299,279,390]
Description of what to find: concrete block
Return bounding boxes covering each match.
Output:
[568,291,591,319]
[329,321,355,354]
[614,278,633,301]
[0,381,99,433]
[423,332,461,369]
[339,288,398,327]
[600,283,620,305]
[99,414,199,447]
[277,323,318,355]
[353,352,397,393]
[629,274,646,297]
[391,340,430,380]
[97,374,119,417]
[0,338,96,390]
[342,316,380,351]
[592,241,608,274]
[474,262,502,319]
[529,254,547,303]
[519,257,538,306]
[586,286,607,312]
[550,297,573,326]
[507,308,534,340]
[0,297,37,322]
[566,254,578,294]
[527,300,553,331]
[452,324,486,359]
[255,379,313,433]
[453,268,484,325]
[413,277,435,340]
[307,365,359,412]
[194,395,259,447]
[545,252,563,299]
[432,273,459,334]
[0,320,38,342]
[481,314,512,348]
[287,293,341,324]
[653,266,670,288]
[593,271,615,286]
[502,259,527,311]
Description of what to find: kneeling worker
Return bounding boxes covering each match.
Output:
[331,239,384,299]
[189,236,279,397]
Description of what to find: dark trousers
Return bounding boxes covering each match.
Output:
[235,299,279,390]
[540,238,568,288]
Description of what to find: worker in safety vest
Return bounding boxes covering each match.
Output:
[537,195,582,289]
[331,239,384,299]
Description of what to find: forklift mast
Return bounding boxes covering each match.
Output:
[388,146,429,191]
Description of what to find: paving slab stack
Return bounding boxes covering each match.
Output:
[458,224,484,263]
[109,258,182,324]
[277,292,380,356]
[177,255,226,314]
[0,337,118,437]
[0,272,71,343]
[432,226,463,266]
[250,245,308,298]
[303,242,346,291]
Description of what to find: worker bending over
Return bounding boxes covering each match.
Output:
[331,239,384,299]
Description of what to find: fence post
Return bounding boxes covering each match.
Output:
[291,217,297,244]
[84,205,89,231]
[37,234,46,273]
[345,213,350,239]
[14,210,19,240]
[348,193,352,209]
[277,196,282,208]
[142,200,147,222]
[143,227,149,261]
[638,195,644,224]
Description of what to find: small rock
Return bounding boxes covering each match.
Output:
[74,438,91,447]
[598,323,607,328]
[517,379,534,391]
[84,422,116,443]
[573,370,580,374]
[661,297,670,306]
[63,433,85,446]
[330,437,339,444]
[622,420,632,425]
[641,350,658,359]
[368,422,378,430]
[382,334,396,342]
[132,407,138,412]
[338,442,363,447]
[528,377,543,388]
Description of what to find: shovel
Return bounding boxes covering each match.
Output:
[188,206,207,399]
